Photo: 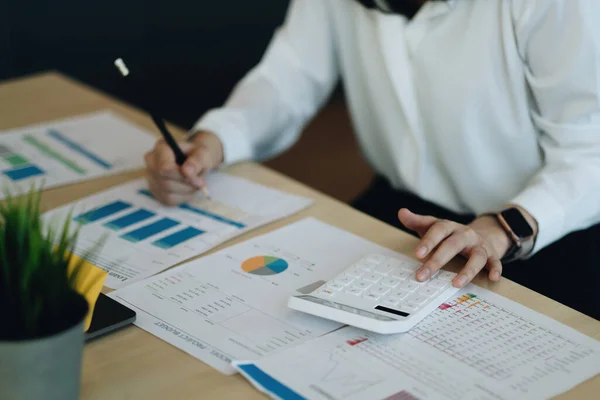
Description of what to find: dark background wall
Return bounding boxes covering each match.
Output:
[1,0,290,129]
[0,0,374,202]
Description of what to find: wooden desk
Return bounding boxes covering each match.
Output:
[1,72,598,399]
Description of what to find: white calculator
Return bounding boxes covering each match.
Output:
[288,253,460,334]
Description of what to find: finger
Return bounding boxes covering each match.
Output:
[147,178,194,206]
[487,256,503,281]
[453,246,488,288]
[417,228,478,281]
[153,140,179,173]
[181,146,212,187]
[397,208,438,237]
[414,219,457,260]
[149,174,197,195]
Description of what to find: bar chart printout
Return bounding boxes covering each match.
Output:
[0,111,156,198]
[43,173,312,289]
[234,286,600,400]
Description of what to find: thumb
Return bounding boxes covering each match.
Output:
[397,208,438,237]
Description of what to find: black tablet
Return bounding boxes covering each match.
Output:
[85,293,136,341]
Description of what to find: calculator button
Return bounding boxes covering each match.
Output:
[345,287,363,296]
[418,286,439,297]
[385,295,403,304]
[398,281,419,292]
[402,302,419,312]
[407,294,428,305]
[373,263,394,275]
[335,275,355,286]
[327,281,345,291]
[352,280,373,290]
[427,279,449,290]
[390,270,411,281]
[345,266,364,277]
[317,288,336,297]
[364,254,386,264]
[437,271,457,281]
[380,298,399,307]
[391,290,410,300]
[384,258,405,268]
[363,273,383,283]
[400,262,420,271]
[356,260,377,271]
[370,285,391,296]
[363,293,381,301]
[407,277,426,286]
[380,277,401,288]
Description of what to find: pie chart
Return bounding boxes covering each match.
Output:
[241,256,288,276]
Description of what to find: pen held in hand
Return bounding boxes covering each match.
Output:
[114,58,210,199]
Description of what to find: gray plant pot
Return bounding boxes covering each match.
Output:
[0,297,88,400]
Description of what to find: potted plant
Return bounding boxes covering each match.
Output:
[0,188,93,400]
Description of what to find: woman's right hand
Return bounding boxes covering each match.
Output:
[144,131,224,205]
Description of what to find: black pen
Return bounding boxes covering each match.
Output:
[114,58,210,198]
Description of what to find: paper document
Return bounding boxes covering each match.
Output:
[236,285,600,400]
[108,218,417,374]
[0,111,155,197]
[44,174,312,288]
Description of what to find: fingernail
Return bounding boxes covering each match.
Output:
[417,268,430,281]
[491,270,501,280]
[190,177,204,189]
[416,246,428,258]
[455,275,468,288]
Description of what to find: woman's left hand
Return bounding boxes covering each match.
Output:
[397,208,513,288]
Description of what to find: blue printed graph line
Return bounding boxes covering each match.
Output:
[138,189,246,229]
[237,364,306,400]
[3,164,45,181]
[48,129,112,169]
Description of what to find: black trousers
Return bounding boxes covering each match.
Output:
[352,176,600,320]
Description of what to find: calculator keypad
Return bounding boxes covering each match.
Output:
[313,255,457,317]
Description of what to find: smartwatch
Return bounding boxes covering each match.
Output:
[494,208,536,263]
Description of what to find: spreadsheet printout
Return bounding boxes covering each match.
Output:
[236,286,600,400]
[109,218,423,374]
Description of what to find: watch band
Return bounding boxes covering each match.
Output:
[481,211,534,263]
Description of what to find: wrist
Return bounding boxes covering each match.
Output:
[469,216,512,259]
[189,130,224,167]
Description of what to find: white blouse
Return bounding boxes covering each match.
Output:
[194,0,600,254]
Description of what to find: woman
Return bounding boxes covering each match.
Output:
[144,0,600,318]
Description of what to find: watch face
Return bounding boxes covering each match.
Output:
[501,208,533,239]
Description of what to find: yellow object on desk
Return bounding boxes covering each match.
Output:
[67,253,107,331]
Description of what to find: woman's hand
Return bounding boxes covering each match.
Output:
[398,208,513,288]
[144,131,224,205]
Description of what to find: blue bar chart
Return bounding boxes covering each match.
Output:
[74,201,132,224]
[104,209,155,230]
[3,165,45,181]
[121,218,179,243]
[152,227,205,249]
[137,189,246,229]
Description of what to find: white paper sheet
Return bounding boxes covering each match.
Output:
[43,174,312,288]
[0,111,155,198]
[235,286,600,400]
[108,218,419,374]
